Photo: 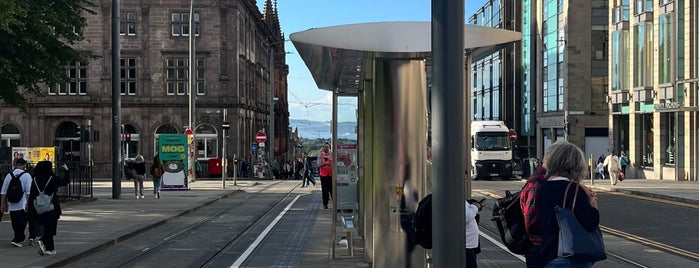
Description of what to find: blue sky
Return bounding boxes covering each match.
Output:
[258,0,487,123]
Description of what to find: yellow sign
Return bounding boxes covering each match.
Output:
[27,147,56,163]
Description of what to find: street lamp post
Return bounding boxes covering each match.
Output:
[268,45,275,173]
[189,0,196,134]
[222,109,230,189]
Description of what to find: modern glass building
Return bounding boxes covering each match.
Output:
[610,0,699,181]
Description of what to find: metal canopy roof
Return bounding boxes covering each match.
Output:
[290,21,522,95]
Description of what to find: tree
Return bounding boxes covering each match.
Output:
[0,0,94,111]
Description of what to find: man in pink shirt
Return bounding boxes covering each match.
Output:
[318,142,333,209]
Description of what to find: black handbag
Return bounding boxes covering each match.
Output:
[554,182,607,263]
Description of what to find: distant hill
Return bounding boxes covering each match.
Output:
[290,119,357,140]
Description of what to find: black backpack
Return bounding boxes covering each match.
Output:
[414,194,433,249]
[491,189,531,254]
[6,171,27,203]
[124,162,135,180]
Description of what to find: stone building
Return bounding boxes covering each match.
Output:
[609,0,699,181]
[0,0,290,177]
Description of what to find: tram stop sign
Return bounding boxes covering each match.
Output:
[256,132,267,143]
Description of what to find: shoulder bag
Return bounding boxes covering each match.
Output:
[554,181,607,263]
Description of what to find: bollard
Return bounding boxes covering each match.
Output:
[589,155,594,185]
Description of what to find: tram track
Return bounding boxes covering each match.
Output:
[65,181,302,268]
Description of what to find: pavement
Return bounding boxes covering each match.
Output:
[0,176,695,267]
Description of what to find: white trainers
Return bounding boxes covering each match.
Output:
[140,195,145,199]
[10,241,22,248]
[44,250,56,255]
[36,240,46,255]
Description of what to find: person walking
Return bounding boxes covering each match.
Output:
[318,142,333,209]
[150,154,164,199]
[619,151,629,176]
[538,141,602,267]
[604,151,622,185]
[1,158,34,247]
[29,161,70,256]
[133,155,147,199]
[295,157,305,181]
[520,162,550,267]
[303,154,317,187]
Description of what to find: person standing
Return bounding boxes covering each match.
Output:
[604,151,622,185]
[538,141,602,267]
[133,155,146,199]
[619,151,629,176]
[465,199,482,267]
[318,142,333,209]
[150,154,164,199]
[295,157,305,181]
[1,158,33,247]
[29,161,70,255]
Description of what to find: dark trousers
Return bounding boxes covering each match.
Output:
[40,217,58,251]
[621,165,627,175]
[466,248,478,268]
[9,210,28,243]
[320,175,332,206]
[525,244,542,268]
[28,212,41,239]
[304,174,316,186]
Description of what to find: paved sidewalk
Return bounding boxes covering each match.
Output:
[0,176,696,267]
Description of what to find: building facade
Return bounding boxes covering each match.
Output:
[534,0,610,159]
[468,0,528,156]
[610,0,699,181]
[0,0,290,177]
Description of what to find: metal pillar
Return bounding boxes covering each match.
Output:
[432,0,466,267]
[111,0,121,199]
[269,46,275,171]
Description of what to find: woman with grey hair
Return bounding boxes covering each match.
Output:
[133,155,147,199]
[537,141,602,267]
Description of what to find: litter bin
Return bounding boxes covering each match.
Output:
[209,158,222,176]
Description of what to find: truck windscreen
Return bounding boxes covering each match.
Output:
[475,132,511,151]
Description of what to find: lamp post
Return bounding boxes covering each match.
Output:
[268,45,275,172]
[188,0,196,136]
[222,109,230,189]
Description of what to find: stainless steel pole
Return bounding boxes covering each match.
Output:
[331,90,338,259]
[432,0,465,267]
[189,1,196,183]
[111,0,121,199]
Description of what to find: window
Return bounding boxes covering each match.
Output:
[120,58,137,95]
[166,57,205,95]
[0,124,20,147]
[195,124,218,159]
[49,62,87,95]
[642,114,653,166]
[120,11,136,36]
[611,30,630,91]
[633,22,653,87]
[664,113,675,164]
[171,12,200,37]
[658,14,673,84]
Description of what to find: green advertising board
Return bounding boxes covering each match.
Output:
[158,134,189,190]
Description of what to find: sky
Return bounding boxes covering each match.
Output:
[258,0,487,123]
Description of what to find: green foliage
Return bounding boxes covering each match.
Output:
[0,0,95,111]
[298,137,357,156]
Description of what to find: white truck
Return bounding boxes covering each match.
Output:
[470,120,514,180]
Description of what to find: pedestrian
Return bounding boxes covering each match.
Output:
[520,151,552,268]
[465,198,483,267]
[29,161,70,256]
[604,151,622,185]
[1,158,34,247]
[318,142,333,209]
[619,150,629,176]
[538,141,601,267]
[150,154,164,199]
[596,161,605,180]
[303,154,317,187]
[133,155,146,199]
[295,157,305,181]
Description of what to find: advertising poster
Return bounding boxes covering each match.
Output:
[158,134,189,190]
[27,147,56,163]
[336,144,358,205]
[11,147,29,163]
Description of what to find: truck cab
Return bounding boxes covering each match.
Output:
[470,120,513,180]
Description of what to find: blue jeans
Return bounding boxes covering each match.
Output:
[153,177,162,193]
[304,174,316,186]
[544,256,592,268]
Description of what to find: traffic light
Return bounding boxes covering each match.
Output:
[125,133,131,141]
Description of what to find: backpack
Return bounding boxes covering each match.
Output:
[414,194,433,249]
[491,189,531,254]
[152,166,163,178]
[6,171,27,203]
[33,176,55,215]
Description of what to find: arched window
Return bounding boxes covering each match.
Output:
[154,124,179,153]
[123,124,139,159]
[1,124,20,147]
[56,122,80,161]
[195,124,218,159]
